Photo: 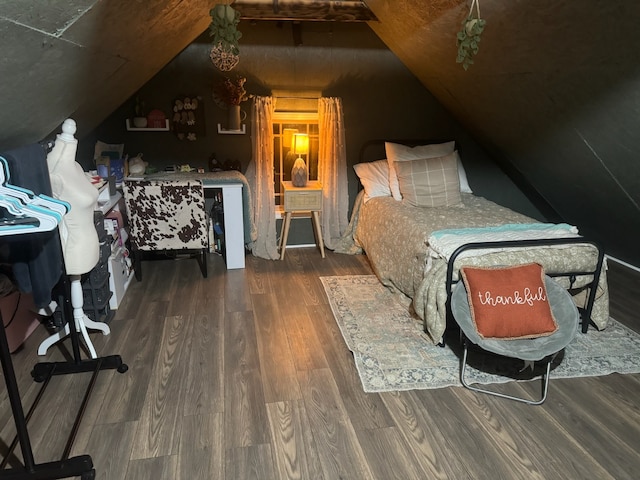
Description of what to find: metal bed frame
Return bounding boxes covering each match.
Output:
[444,237,606,335]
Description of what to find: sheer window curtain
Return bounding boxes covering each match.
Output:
[245,96,279,259]
[318,97,349,250]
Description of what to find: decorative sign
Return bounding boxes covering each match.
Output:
[172,95,205,141]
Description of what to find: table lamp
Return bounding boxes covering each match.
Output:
[291,133,309,187]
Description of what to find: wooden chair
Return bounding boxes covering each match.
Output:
[123,178,208,280]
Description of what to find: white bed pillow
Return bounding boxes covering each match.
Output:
[393,152,462,207]
[455,151,473,194]
[385,141,456,200]
[353,159,391,202]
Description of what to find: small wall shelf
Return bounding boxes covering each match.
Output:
[126,119,170,131]
[217,124,246,135]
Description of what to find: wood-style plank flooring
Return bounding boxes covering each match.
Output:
[1,250,639,479]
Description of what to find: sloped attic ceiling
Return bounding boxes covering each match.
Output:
[0,0,373,146]
[0,0,213,147]
[1,0,638,265]
[365,0,640,265]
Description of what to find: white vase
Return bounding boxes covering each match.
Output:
[291,157,308,187]
[133,116,147,128]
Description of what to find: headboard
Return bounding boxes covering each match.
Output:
[358,139,457,163]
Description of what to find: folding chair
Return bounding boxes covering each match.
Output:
[450,276,579,405]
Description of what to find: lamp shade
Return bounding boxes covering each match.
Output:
[283,128,298,151]
[293,133,309,155]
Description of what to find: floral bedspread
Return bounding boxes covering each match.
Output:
[353,193,609,344]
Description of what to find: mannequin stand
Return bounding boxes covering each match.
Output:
[37,276,110,358]
[39,117,109,359]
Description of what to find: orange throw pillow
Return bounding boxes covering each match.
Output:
[460,263,558,340]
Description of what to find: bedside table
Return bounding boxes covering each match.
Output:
[279,181,325,260]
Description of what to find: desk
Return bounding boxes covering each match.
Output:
[204,181,244,269]
[280,181,325,260]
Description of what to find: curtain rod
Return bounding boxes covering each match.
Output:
[274,96,320,100]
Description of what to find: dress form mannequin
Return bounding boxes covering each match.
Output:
[38,119,110,358]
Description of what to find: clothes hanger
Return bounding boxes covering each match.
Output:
[0,194,61,235]
[0,193,29,215]
[0,159,62,235]
[0,195,40,234]
[0,156,68,231]
[30,193,70,217]
[0,156,70,216]
[0,195,61,234]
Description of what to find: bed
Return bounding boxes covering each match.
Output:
[346,140,609,344]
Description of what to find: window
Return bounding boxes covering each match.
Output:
[272,111,319,208]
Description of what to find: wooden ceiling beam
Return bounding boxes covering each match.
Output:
[233,0,378,22]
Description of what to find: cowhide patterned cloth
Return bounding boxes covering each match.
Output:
[123,179,207,251]
[138,170,256,245]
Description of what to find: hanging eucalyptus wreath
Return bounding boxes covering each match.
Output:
[209,3,242,71]
[456,0,486,70]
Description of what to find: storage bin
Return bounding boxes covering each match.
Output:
[108,246,133,309]
[86,261,109,285]
[82,281,111,308]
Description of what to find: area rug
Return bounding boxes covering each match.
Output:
[320,275,640,393]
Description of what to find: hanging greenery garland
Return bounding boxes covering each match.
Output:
[209,3,242,71]
[456,0,486,70]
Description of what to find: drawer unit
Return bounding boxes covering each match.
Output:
[279,181,325,260]
[108,245,134,309]
[282,181,323,211]
[83,280,111,308]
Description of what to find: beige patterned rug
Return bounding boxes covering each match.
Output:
[321,275,640,393]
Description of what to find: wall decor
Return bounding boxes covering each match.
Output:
[213,76,250,132]
[146,109,167,129]
[456,0,486,70]
[172,95,205,141]
[209,3,242,71]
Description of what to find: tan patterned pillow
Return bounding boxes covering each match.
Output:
[393,152,461,207]
[385,141,456,201]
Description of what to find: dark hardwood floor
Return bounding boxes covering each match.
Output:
[1,250,639,479]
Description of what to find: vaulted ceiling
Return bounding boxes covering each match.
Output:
[1,0,638,265]
[364,0,640,266]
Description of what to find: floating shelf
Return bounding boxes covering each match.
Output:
[217,124,246,135]
[126,119,170,131]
